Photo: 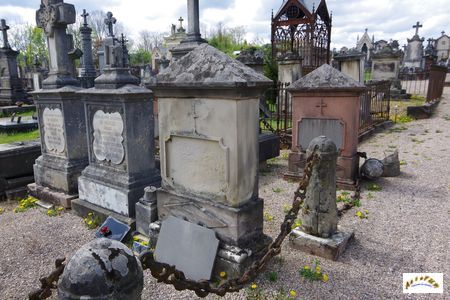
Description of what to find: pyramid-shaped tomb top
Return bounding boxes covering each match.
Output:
[156,44,272,89]
[287,64,366,91]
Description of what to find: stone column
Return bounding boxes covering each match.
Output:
[148,43,272,279]
[72,15,160,224]
[289,136,353,260]
[79,9,96,88]
[28,0,88,208]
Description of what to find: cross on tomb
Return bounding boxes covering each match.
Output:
[105,12,117,37]
[316,99,327,115]
[0,19,10,49]
[81,9,89,27]
[413,21,422,36]
[178,17,184,29]
[442,31,446,36]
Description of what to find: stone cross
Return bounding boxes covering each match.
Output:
[413,21,422,36]
[178,17,184,29]
[105,12,117,37]
[315,99,327,115]
[442,31,446,36]
[36,0,77,88]
[81,9,89,27]
[0,19,10,49]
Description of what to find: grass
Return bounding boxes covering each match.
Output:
[0,110,36,118]
[0,129,40,144]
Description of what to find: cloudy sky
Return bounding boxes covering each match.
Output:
[0,0,449,49]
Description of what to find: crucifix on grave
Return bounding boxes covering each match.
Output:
[413,21,422,36]
[105,12,117,38]
[0,19,10,49]
[36,0,78,88]
[178,17,184,29]
[315,98,327,115]
[79,9,96,88]
[81,9,89,27]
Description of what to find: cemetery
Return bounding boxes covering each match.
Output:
[0,0,449,299]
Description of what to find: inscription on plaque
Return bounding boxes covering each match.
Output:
[93,110,125,165]
[298,118,344,151]
[43,107,65,153]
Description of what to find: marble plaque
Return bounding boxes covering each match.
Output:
[164,135,228,196]
[299,118,344,150]
[374,62,395,73]
[93,110,125,165]
[155,216,219,281]
[42,107,65,153]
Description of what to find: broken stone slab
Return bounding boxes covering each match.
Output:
[289,227,354,261]
[382,150,400,177]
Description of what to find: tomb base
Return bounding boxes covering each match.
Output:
[147,221,272,280]
[289,226,354,261]
[71,198,136,228]
[135,201,157,236]
[27,183,77,208]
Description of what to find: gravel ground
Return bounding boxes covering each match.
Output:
[0,88,449,300]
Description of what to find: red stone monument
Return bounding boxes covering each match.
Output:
[285,64,366,189]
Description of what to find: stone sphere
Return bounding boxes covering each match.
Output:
[361,158,384,180]
[57,238,143,300]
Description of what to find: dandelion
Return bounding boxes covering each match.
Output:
[322,274,329,282]
[219,271,227,278]
[289,290,297,297]
[304,265,310,270]
[57,207,64,211]
[356,211,363,218]
[364,209,369,214]
[251,283,257,290]
[315,266,321,272]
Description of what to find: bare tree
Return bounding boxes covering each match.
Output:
[228,26,246,45]
[136,30,164,52]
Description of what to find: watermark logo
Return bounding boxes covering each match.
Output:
[403,273,443,294]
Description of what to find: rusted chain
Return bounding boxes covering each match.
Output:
[28,258,66,300]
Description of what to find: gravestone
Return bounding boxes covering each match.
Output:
[170,0,207,60]
[79,9,97,88]
[0,113,38,133]
[72,15,160,224]
[403,22,425,69]
[28,0,88,208]
[278,52,302,84]
[236,48,265,74]
[0,19,27,106]
[94,216,131,242]
[333,49,365,83]
[285,64,366,189]
[147,43,272,278]
[371,46,402,83]
[290,136,353,260]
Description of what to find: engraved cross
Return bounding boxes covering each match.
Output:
[0,19,10,48]
[316,99,327,115]
[413,21,422,36]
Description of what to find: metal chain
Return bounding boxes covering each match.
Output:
[139,149,320,298]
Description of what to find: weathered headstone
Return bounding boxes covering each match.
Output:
[148,43,272,278]
[0,19,27,106]
[58,238,143,300]
[277,52,302,84]
[170,0,207,60]
[290,136,353,260]
[28,0,88,208]
[79,9,97,88]
[333,49,365,83]
[403,22,425,69]
[285,64,366,190]
[72,15,160,224]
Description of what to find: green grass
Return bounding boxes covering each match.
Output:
[0,129,40,144]
[0,110,36,118]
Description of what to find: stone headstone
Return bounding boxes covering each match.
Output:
[154,216,219,281]
[79,9,96,88]
[333,50,365,83]
[58,238,143,300]
[403,22,425,69]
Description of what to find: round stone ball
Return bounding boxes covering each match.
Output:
[361,158,384,180]
[57,238,143,300]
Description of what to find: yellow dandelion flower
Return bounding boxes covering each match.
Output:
[364,209,369,214]
[304,265,310,270]
[315,266,321,272]
[356,211,363,217]
[88,220,93,225]
[322,274,329,282]
[219,271,226,278]
[251,283,257,290]
[289,290,297,297]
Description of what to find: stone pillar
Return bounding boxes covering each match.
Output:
[28,0,88,207]
[0,19,27,106]
[79,9,96,88]
[333,51,365,83]
[148,43,272,278]
[290,136,353,260]
[72,17,160,224]
[285,64,366,190]
[277,52,302,84]
[170,0,207,61]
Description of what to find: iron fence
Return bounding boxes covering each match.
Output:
[426,65,447,102]
[399,69,429,96]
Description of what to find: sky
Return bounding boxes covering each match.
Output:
[0,0,449,50]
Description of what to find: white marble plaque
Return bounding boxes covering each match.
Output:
[93,110,125,165]
[43,107,65,153]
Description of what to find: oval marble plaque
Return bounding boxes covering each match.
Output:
[43,107,65,153]
[93,110,125,165]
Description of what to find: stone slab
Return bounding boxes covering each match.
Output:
[94,216,131,242]
[0,105,36,117]
[0,120,38,133]
[27,183,77,208]
[289,227,354,261]
[259,132,280,162]
[71,198,136,229]
[154,216,219,281]
[0,140,40,179]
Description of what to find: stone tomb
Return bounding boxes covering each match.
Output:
[28,0,88,208]
[147,43,272,278]
[285,64,366,189]
[333,50,365,83]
